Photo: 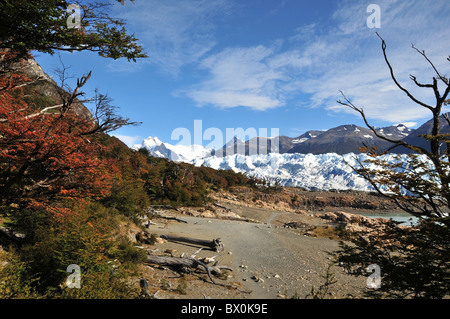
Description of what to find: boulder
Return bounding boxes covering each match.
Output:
[334,211,353,223]
[200,211,216,218]
[318,212,338,221]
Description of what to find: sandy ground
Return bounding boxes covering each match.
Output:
[146,202,369,299]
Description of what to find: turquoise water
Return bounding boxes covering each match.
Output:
[361,214,418,226]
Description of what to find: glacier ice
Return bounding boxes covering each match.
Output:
[134,136,431,192]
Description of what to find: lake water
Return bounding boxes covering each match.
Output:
[359,213,419,226]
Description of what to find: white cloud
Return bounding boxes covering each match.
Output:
[291,0,450,124]
[112,134,142,147]
[181,38,347,111]
[117,0,450,123]
[114,0,232,76]
[183,45,292,110]
[396,122,418,128]
[182,1,450,116]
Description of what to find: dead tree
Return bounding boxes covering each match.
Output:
[337,32,450,218]
[213,202,231,212]
[160,235,224,252]
[146,255,232,285]
[147,208,188,224]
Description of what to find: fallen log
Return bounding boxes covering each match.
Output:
[160,235,224,252]
[147,209,188,224]
[159,214,188,224]
[148,205,179,211]
[146,255,232,284]
[213,202,231,212]
[147,254,251,294]
[0,226,24,245]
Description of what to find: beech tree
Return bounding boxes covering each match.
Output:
[0,51,117,215]
[0,0,147,297]
[336,34,450,298]
[0,0,146,62]
[0,0,145,207]
[0,0,145,233]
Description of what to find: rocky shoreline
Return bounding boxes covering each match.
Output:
[127,188,407,299]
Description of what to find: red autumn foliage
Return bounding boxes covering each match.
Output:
[0,51,119,216]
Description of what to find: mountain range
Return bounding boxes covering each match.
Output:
[391,113,450,154]
[132,116,445,191]
[286,124,411,155]
[133,123,414,160]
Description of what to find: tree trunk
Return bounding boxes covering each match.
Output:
[160,234,224,252]
[146,255,232,284]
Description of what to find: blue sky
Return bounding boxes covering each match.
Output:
[34,0,450,148]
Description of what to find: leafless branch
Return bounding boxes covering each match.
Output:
[80,89,141,135]
[337,91,430,155]
[443,113,450,127]
[23,104,64,119]
[376,32,434,111]
[52,53,76,93]
[338,34,450,218]
[0,70,91,123]
[409,75,434,88]
[411,44,449,86]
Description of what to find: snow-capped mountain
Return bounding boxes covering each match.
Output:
[286,124,412,155]
[392,113,450,154]
[132,122,417,192]
[133,136,213,163]
[208,124,412,156]
[192,152,408,191]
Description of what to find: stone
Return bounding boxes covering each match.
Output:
[155,237,166,244]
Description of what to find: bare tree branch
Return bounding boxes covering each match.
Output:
[0,70,92,123]
[409,75,434,88]
[376,32,434,111]
[336,91,430,155]
[411,44,449,86]
[338,34,450,219]
[80,89,141,136]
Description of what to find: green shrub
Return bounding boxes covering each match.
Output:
[108,237,147,265]
[8,201,139,298]
[0,249,40,299]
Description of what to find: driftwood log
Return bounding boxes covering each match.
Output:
[146,255,232,284]
[147,208,188,224]
[213,202,231,212]
[160,235,224,252]
[0,226,24,245]
[157,214,188,224]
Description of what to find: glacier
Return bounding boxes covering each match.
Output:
[192,152,432,193]
[193,153,379,191]
[133,136,429,192]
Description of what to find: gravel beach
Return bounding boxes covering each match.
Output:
[148,202,369,299]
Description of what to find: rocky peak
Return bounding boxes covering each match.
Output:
[2,54,93,121]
